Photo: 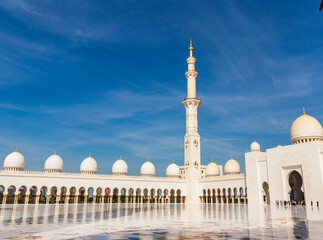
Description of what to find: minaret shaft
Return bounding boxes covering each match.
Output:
[183,40,201,204]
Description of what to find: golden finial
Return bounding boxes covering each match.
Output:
[54,150,57,155]
[89,153,91,158]
[211,158,214,163]
[119,155,122,160]
[172,160,174,164]
[254,139,256,142]
[189,39,193,51]
[15,147,18,152]
[147,157,149,162]
[231,155,233,159]
[302,107,307,115]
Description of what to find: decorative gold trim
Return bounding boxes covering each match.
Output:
[302,107,307,116]
[185,70,198,74]
[189,39,193,51]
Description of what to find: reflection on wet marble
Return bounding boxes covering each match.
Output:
[0,203,322,239]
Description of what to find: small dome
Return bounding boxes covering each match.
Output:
[112,156,128,176]
[166,161,180,178]
[44,151,63,173]
[3,148,25,171]
[206,159,220,177]
[290,108,323,144]
[250,140,260,152]
[80,154,98,174]
[141,158,155,177]
[224,156,240,175]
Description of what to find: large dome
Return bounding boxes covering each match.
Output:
[290,108,323,144]
[250,140,260,152]
[112,156,128,176]
[166,161,180,178]
[206,159,220,177]
[80,154,98,174]
[224,156,240,175]
[3,148,25,171]
[44,151,63,173]
[140,158,155,177]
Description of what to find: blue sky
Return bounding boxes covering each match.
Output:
[0,1,322,176]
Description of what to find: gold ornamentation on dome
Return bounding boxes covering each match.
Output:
[147,157,149,162]
[119,155,122,160]
[302,107,307,115]
[230,155,233,159]
[211,158,214,163]
[15,147,18,152]
[54,150,57,155]
[189,39,193,51]
[172,160,174,164]
[89,153,91,158]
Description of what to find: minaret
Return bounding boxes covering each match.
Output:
[182,40,201,204]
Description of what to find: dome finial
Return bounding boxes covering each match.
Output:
[211,158,214,163]
[119,155,122,160]
[172,160,174,164]
[147,156,149,162]
[302,107,306,115]
[89,153,91,158]
[54,150,57,155]
[231,155,233,159]
[15,147,18,152]
[189,39,193,51]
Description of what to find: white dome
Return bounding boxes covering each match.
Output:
[112,156,128,176]
[140,158,155,177]
[206,160,220,177]
[44,151,63,173]
[3,148,25,171]
[290,108,323,144]
[80,154,98,174]
[250,140,260,152]
[224,156,240,175]
[166,161,180,178]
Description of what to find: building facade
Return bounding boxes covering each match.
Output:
[0,42,322,210]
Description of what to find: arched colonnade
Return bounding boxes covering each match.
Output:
[201,187,247,204]
[0,185,185,205]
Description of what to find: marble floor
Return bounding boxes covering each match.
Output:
[0,203,322,239]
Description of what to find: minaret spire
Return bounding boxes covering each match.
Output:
[189,39,194,56]
[185,39,198,99]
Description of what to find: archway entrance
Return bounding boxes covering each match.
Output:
[262,182,270,204]
[289,171,304,203]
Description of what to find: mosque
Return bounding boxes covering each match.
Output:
[0,41,322,209]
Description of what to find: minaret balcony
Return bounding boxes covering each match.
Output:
[185,70,198,78]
